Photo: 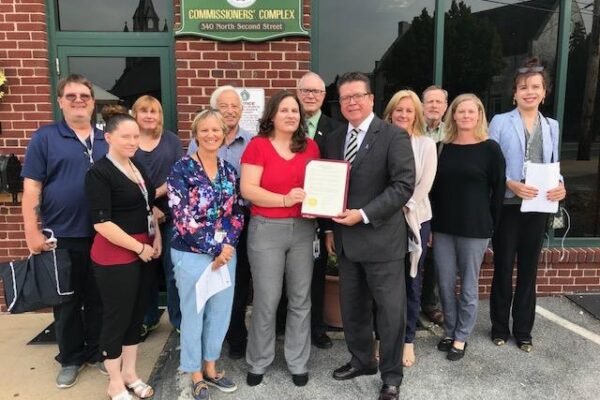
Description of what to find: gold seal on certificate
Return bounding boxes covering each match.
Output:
[301,159,350,218]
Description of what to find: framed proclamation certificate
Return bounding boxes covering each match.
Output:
[301,159,350,218]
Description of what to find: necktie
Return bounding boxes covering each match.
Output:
[344,128,359,164]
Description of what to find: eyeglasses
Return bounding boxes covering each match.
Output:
[517,66,544,74]
[63,93,93,102]
[298,88,325,96]
[339,92,370,104]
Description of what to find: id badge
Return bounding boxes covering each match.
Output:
[148,215,156,237]
[313,233,320,260]
[215,230,226,243]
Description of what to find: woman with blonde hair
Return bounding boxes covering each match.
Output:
[168,109,244,399]
[131,95,183,335]
[383,90,437,367]
[430,94,505,361]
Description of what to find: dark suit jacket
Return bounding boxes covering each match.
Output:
[312,113,344,155]
[324,116,415,263]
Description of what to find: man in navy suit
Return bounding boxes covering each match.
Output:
[325,72,415,400]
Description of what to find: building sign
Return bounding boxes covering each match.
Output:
[236,87,264,135]
[176,0,309,41]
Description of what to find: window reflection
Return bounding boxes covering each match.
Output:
[67,56,162,127]
[443,0,558,116]
[57,0,170,32]
[559,0,598,237]
[317,0,435,118]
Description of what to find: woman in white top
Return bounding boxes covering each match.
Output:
[383,90,437,367]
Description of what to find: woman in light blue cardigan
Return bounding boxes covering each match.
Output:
[488,58,566,352]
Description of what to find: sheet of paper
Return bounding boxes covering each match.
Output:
[301,159,350,218]
[520,161,560,213]
[195,262,232,313]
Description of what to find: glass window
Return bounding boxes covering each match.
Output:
[67,56,162,126]
[558,1,598,237]
[442,0,558,118]
[57,0,170,32]
[317,0,435,118]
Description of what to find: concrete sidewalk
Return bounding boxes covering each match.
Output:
[0,312,171,400]
[0,296,599,400]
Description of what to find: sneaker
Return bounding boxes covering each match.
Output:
[140,322,160,339]
[56,364,85,388]
[192,380,211,400]
[87,361,108,375]
[204,371,237,393]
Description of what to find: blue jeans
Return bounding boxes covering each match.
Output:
[144,223,181,330]
[172,248,236,372]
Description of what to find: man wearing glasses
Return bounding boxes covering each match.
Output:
[296,72,343,350]
[21,74,108,388]
[325,72,415,400]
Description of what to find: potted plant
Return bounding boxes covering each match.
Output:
[323,253,343,328]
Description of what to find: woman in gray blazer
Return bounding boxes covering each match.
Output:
[488,58,566,352]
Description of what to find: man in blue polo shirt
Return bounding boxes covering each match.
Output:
[21,74,108,388]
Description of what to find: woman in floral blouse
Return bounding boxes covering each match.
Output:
[167,109,244,400]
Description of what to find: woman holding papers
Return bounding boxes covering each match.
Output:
[430,94,505,361]
[167,110,244,399]
[489,58,566,353]
[240,90,320,387]
[383,90,437,368]
[85,106,160,400]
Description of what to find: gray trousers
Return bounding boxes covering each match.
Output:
[433,232,489,342]
[246,216,315,374]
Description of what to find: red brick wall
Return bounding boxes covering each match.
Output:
[479,248,600,297]
[0,0,52,311]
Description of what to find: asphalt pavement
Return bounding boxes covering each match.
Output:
[149,296,600,400]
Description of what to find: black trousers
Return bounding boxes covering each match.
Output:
[490,205,548,342]
[339,254,406,386]
[226,210,252,350]
[94,260,155,359]
[276,230,328,336]
[420,249,441,313]
[53,237,103,366]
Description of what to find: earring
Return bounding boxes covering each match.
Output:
[513,98,516,105]
[542,98,545,104]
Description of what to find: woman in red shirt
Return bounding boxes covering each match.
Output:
[241,90,320,387]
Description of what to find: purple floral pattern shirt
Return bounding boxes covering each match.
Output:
[167,156,244,256]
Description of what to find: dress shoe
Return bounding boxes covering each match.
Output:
[312,333,333,349]
[446,342,467,361]
[516,340,533,353]
[292,373,309,386]
[332,363,378,381]
[246,372,263,386]
[378,384,400,400]
[437,337,453,352]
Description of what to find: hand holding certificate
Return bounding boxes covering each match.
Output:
[301,159,350,218]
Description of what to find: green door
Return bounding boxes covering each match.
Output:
[55,46,175,131]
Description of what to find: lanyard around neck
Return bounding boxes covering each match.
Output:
[77,129,95,165]
[106,155,151,216]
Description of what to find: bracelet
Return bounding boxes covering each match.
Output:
[136,243,145,255]
[282,195,286,207]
